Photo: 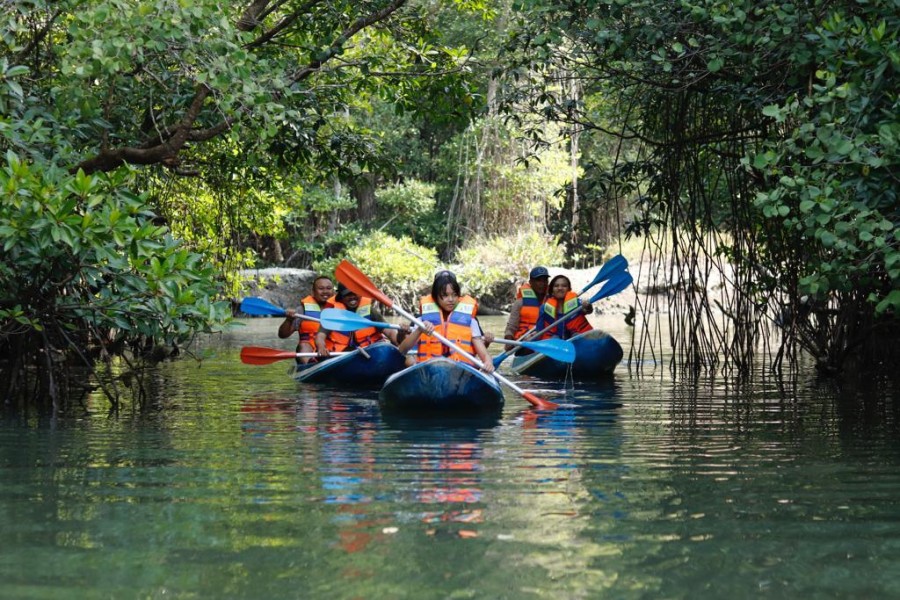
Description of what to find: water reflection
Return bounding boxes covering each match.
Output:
[3,321,900,598]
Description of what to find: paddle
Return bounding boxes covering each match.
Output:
[239,297,319,322]
[319,308,401,332]
[493,270,633,368]
[492,255,629,367]
[322,308,573,362]
[241,346,349,365]
[492,338,575,363]
[335,260,558,410]
[534,270,634,338]
[580,254,628,296]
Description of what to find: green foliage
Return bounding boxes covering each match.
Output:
[316,232,437,310]
[500,0,899,371]
[749,9,899,314]
[453,231,565,298]
[0,153,230,355]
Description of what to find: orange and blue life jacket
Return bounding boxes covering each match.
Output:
[327,298,383,352]
[537,291,592,339]
[298,294,336,349]
[514,283,542,339]
[416,294,479,363]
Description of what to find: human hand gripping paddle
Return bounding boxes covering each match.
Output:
[335,260,559,410]
[492,255,629,368]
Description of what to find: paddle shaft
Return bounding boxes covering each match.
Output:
[393,304,556,408]
[493,272,614,365]
[240,347,351,365]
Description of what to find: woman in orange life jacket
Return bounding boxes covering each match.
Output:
[277,275,335,364]
[397,270,495,374]
[536,274,594,340]
[314,284,406,359]
[502,265,550,352]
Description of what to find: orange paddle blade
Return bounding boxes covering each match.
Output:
[335,260,393,308]
[522,391,558,410]
[240,346,299,365]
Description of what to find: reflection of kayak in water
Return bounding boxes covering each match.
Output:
[379,357,504,414]
[510,329,623,380]
[291,341,406,385]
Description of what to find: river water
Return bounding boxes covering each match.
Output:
[2,316,899,599]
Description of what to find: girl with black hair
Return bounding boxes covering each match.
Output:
[397,271,494,373]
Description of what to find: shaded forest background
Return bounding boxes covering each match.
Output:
[1,0,897,411]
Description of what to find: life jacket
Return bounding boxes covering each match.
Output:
[537,291,592,339]
[416,294,479,363]
[298,294,336,349]
[514,283,542,339]
[326,298,383,351]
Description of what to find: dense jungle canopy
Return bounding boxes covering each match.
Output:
[1,0,898,411]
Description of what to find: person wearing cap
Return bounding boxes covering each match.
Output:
[397,270,494,373]
[314,284,401,358]
[278,275,336,363]
[502,266,551,351]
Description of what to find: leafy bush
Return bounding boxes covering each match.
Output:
[453,232,565,299]
[0,153,230,406]
[315,231,437,311]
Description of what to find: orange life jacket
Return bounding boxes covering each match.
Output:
[326,298,383,352]
[514,283,542,339]
[537,291,592,339]
[416,294,479,363]
[298,294,336,349]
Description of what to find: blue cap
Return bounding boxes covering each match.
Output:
[529,266,549,279]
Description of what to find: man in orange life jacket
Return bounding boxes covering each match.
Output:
[502,266,550,351]
[314,284,403,359]
[278,275,335,364]
[397,270,494,373]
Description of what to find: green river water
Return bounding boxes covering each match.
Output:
[2,316,899,599]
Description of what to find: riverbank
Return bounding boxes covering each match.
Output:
[236,255,734,321]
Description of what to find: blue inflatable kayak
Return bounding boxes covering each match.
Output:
[510,329,622,379]
[292,341,406,386]
[379,357,504,414]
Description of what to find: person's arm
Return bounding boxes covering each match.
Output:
[503,300,523,349]
[475,318,494,346]
[278,306,302,339]
[369,308,398,344]
[398,321,433,355]
[314,329,330,357]
[472,337,494,374]
[581,300,594,315]
[469,319,494,373]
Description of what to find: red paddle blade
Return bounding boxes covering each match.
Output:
[335,260,394,308]
[522,391,558,410]
[240,346,297,365]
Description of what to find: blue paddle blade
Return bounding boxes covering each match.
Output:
[320,308,398,331]
[492,354,508,368]
[240,297,287,317]
[519,338,576,363]
[580,254,628,294]
[589,271,633,303]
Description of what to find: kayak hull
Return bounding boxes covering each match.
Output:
[292,341,406,386]
[379,357,504,414]
[510,329,622,379]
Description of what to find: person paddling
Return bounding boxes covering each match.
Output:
[314,284,403,359]
[397,270,495,373]
[502,265,550,352]
[536,274,594,340]
[278,275,335,363]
